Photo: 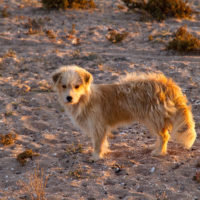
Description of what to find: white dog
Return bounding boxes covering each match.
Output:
[52,65,196,161]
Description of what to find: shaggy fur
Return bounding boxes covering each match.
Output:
[52,65,196,160]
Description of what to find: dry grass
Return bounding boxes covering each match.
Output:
[1,7,10,18]
[19,166,49,200]
[66,143,83,155]
[106,29,128,43]
[156,191,169,200]
[45,29,56,40]
[69,165,84,179]
[24,18,44,35]
[0,132,17,146]
[3,49,16,58]
[41,0,96,10]
[167,26,200,52]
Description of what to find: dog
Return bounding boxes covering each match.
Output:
[52,65,196,161]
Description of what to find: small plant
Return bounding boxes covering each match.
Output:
[72,49,81,58]
[24,18,44,35]
[17,149,40,166]
[193,171,200,183]
[0,133,17,146]
[1,7,10,18]
[19,166,48,200]
[121,0,193,21]
[4,110,13,117]
[3,49,16,58]
[66,143,83,155]
[106,29,128,43]
[167,26,200,52]
[156,191,168,200]
[45,29,56,40]
[41,0,96,10]
[148,34,154,41]
[69,165,84,179]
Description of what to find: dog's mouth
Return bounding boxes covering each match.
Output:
[64,101,73,105]
[64,100,79,105]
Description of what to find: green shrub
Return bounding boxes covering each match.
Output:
[121,0,192,21]
[41,0,95,10]
[167,26,200,52]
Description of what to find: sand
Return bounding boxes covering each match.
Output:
[0,0,200,199]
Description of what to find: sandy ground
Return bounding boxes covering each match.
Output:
[0,0,200,199]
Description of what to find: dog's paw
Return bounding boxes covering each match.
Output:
[151,149,167,156]
[90,152,102,162]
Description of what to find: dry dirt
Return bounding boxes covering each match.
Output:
[0,0,200,199]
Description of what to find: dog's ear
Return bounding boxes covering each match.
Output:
[52,72,62,84]
[84,71,93,85]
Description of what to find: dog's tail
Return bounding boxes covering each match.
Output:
[171,105,196,149]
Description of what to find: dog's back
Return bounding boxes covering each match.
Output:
[92,73,196,149]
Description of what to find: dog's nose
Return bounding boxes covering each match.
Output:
[66,96,72,102]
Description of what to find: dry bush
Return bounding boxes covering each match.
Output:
[1,7,10,18]
[19,167,48,200]
[24,18,44,35]
[45,30,56,40]
[41,0,96,10]
[106,29,128,43]
[167,26,200,52]
[156,191,169,200]
[3,49,16,58]
[0,132,17,146]
[69,165,84,179]
[17,150,40,166]
[66,143,83,155]
[121,0,192,21]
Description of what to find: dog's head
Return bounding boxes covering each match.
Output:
[52,65,93,105]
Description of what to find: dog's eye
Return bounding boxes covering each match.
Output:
[75,85,80,89]
[62,85,66,89]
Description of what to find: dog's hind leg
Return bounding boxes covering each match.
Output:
[151,128,170,156]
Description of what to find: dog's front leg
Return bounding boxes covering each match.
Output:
[151,128,170,156]
[90,131,109,161]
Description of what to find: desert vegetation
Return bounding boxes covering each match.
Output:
[121,0,193,21]
[167,25,200,52]
[0,0,199,199]
[0,132,17,146]
[41,0,96,9]
[106,29,129,43]
[19,166,48,200]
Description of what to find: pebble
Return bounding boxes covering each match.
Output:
[150,167,155,173]
[115,167,121,174]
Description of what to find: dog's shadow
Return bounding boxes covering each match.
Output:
[105,143,152,160]
[105,142,193,161]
